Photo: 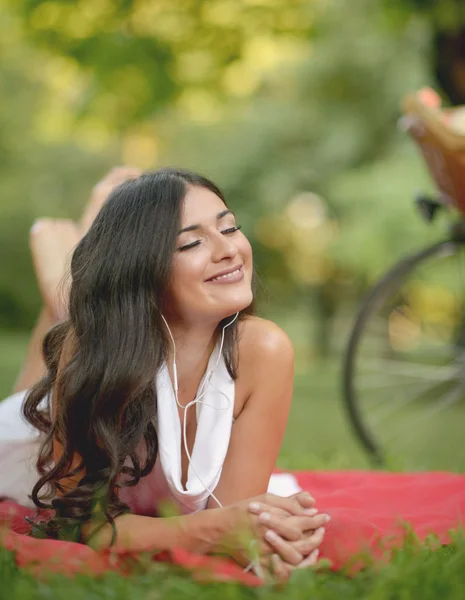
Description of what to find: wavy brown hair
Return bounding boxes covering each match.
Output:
[22,168,252,543]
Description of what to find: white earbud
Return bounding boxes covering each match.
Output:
[172,363,179,394]
[160,313,179,393]
[160,312,239,509]
[161,311,261,577]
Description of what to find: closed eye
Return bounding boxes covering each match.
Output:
[221,225,241,235]
[178,240,201,252]
[177,225,241,252]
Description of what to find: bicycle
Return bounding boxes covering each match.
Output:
[342,89,465,471]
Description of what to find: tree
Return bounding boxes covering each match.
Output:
[0,9,116,328]
[383,0,465,103]
[6,0,315,131]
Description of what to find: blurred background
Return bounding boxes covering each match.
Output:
[2,0,465,472]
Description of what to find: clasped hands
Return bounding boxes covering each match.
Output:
[232,491,330,581]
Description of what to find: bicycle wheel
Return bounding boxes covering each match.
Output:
[343,237,465,470]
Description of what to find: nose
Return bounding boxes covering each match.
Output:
[211,231,239,262]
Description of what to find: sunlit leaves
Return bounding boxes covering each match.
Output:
[7,0,315,129]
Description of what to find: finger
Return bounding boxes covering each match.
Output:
[259,511,330,536]
[290,491,316,508]
[260,494,313,517]
[291,513,331,531]
[270,553,293,583]
[258,513,302,541]
[256,535,305,561]
[264,529,303,566]
[293,527,326,556]
[296,548,320,569]
[248,502,290,519]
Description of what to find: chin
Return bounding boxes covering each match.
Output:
[216,289,253,320]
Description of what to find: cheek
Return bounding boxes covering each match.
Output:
[239,236,253,268]
[175,252,208,282]
[169,254,208,301]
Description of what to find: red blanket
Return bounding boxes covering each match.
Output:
[1,470,464,585]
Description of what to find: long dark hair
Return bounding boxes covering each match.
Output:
[23,168,251,542]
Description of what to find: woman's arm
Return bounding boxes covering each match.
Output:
[82,506,235,555]
[205,318,330,574]
[52,327,323,571]
[208,318,295,507]
[51,333,251,557]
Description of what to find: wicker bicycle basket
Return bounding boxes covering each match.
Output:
[402,93,465,215]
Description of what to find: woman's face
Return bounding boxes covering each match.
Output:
[166,185,253,324]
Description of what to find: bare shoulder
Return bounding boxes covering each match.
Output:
[234,316,294,415]
[238,316,294,369]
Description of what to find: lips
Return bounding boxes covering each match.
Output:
[206,264,244,283]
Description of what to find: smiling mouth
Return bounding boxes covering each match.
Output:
[207,265,244,283]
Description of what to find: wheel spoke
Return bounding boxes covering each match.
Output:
[344,239,465,470]
[367,379,451,426]
[421,380,465,418]
[355,376,423,391]
[356,357,465,381]
[380,381,465,449]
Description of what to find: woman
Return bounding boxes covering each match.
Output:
[0,167,330,580]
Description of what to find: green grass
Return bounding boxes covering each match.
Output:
[280,365,371,471]
[1,534,465,599]
[1,327,464,598]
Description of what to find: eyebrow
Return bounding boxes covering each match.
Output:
[177,210,234,234]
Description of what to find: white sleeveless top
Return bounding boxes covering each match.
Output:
[0,342,300,510]
[0,341,235,515]
[119,340,235,515]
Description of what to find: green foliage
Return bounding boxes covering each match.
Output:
[1,532,465,599]
[6,0,315,130]
[158,0,438,296]
[0,12,117,327]
[383,0,465,31]
[0,0,456,334]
